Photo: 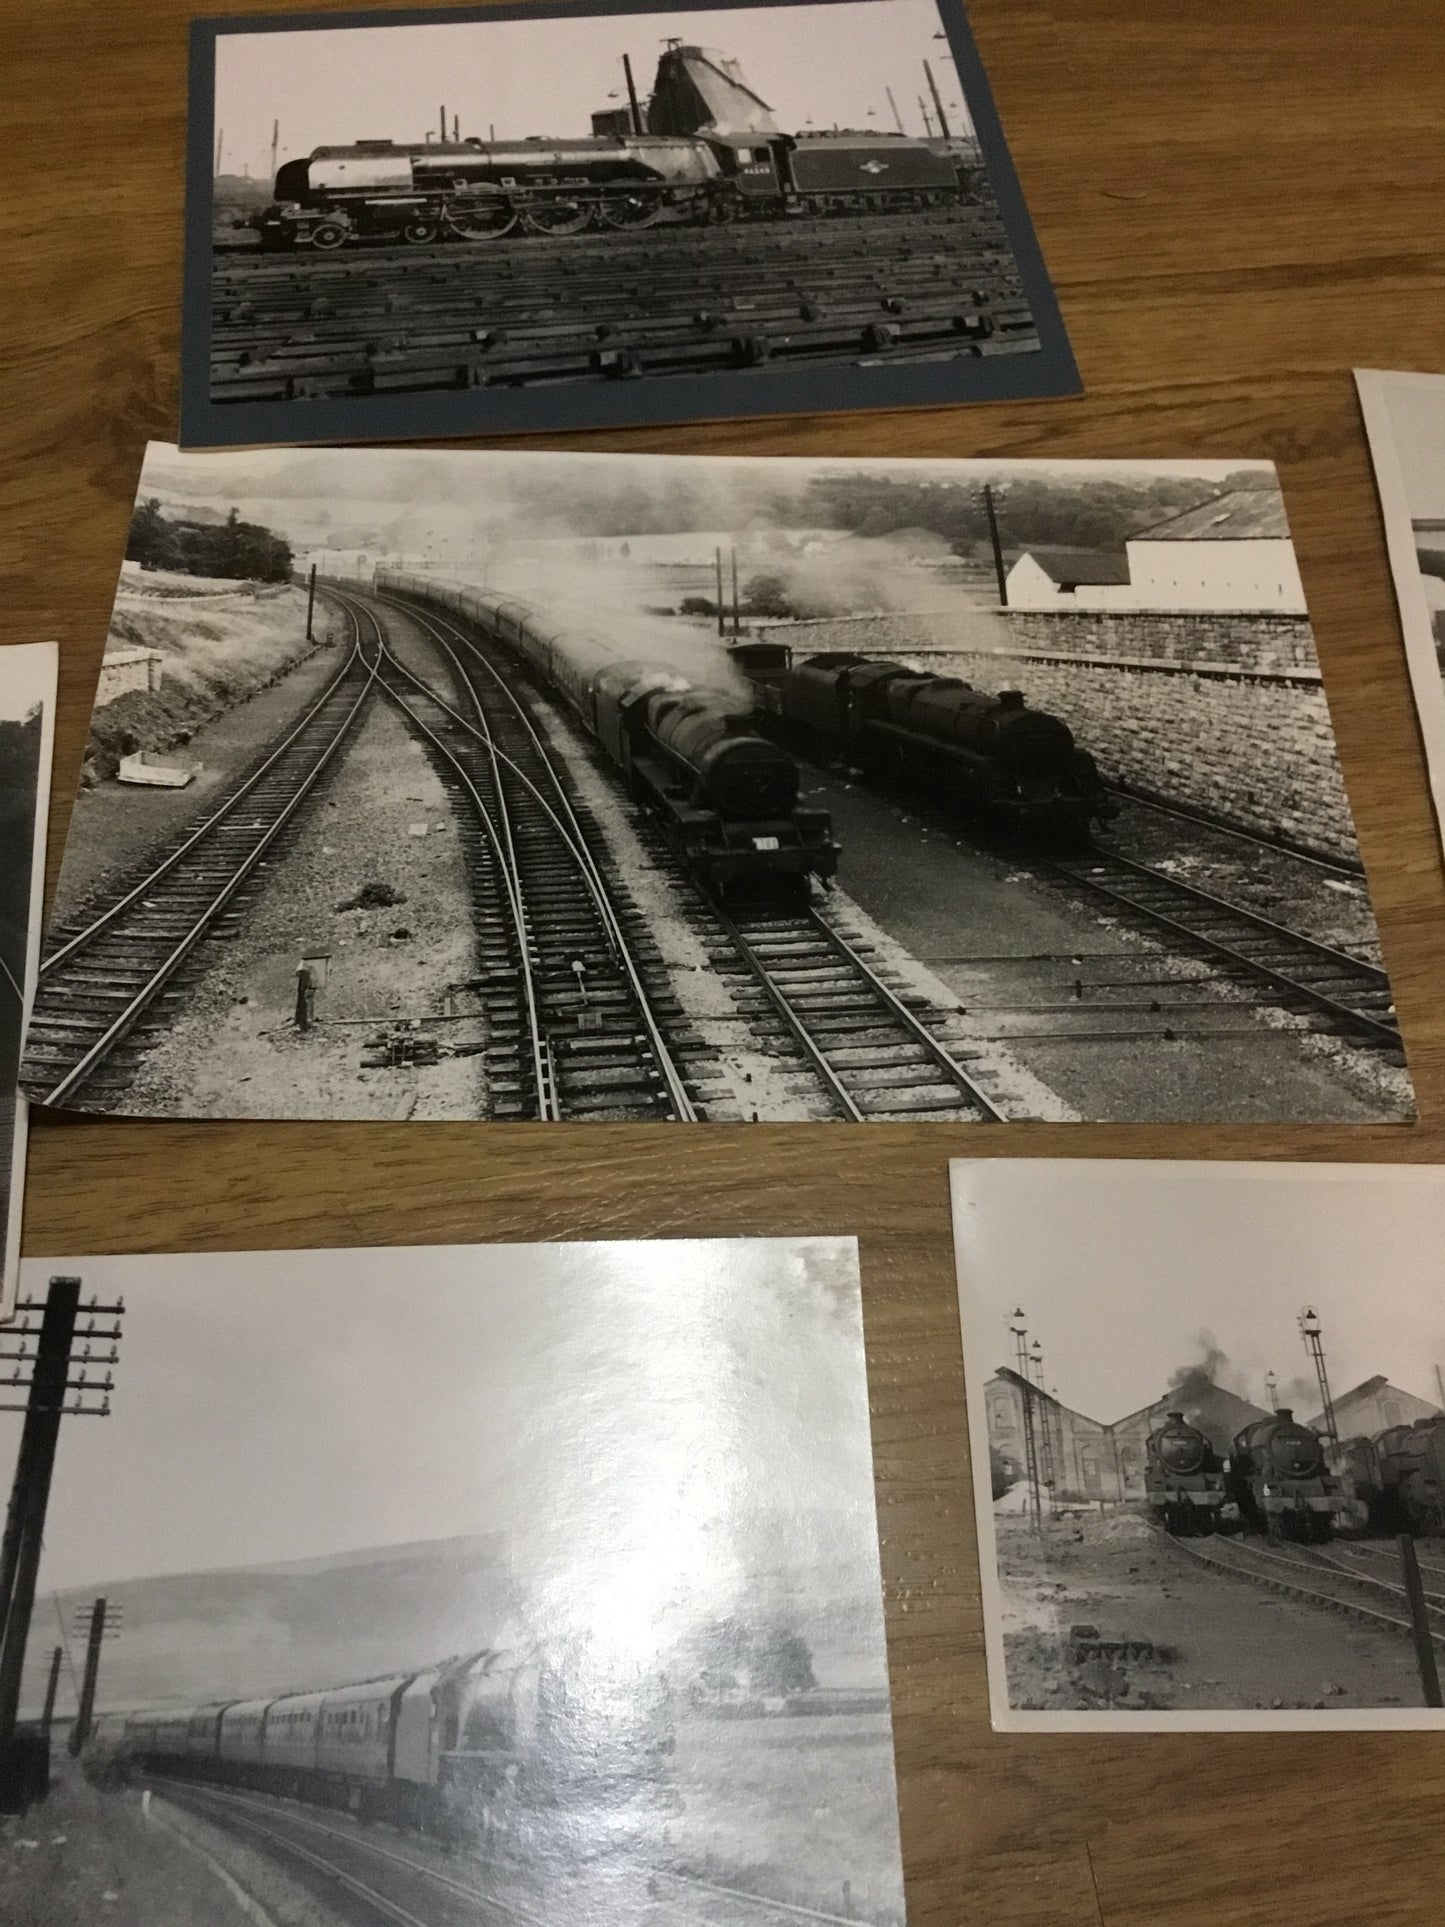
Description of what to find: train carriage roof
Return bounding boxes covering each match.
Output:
[319,1673,419,1709]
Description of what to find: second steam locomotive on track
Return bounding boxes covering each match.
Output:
[251,45,975,249]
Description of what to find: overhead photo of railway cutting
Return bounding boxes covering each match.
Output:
[190,0,1074,438]
[20,442,1415,1125]
[0,1238,906,1925]
[954,1159,1445,1731]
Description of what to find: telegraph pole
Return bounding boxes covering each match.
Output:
[885,86,905,134]
[917,96,934,138]
[306,562,318,641]
[923,59,952,139]
[38,1647,62,1747]
[69,1599,115,1756]
[1009,1309,1043,1532]
[0,1279,123,1782]
[983,484,1008,606]
[714,547,726,637]
[1299,1306,1339,1446]
[270,119,279,184]
[730,549,741,637]
[1265,1370,1280,1414]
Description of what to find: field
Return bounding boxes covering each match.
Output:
[666,1705,905,1925]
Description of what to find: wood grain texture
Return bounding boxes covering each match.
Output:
[4,1,1445,1918]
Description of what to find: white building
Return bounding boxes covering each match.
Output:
[1004,488,1307,615]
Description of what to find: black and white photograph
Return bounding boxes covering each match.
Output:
[182,0,1076,447]
[0,643,57,1322]
[1357,368,1445,856]
[0,1237,905,1923]
[953,1159,1445,1732]
[22,443,1413,1126]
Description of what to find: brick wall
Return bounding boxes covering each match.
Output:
[766,612,1359,861]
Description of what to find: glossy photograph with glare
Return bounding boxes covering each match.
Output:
[182,0,1077,445]
[953,1159,1445,1732]
[0,1238,906,1924]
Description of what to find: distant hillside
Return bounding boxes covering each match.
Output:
[34,1535,517,1717]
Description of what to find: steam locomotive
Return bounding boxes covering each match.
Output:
[1338,1415,1445,1537]
[374,572,838,897]
[251,45,970,249]
[740,643,1115,845]
[1226,1409,1339,1543]
[118,1642,675,1833]
[1144,1412,1227,1537]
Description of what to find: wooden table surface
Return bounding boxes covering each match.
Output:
[5,1,1445,1919]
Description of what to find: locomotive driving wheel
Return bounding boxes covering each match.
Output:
[444,200,519,240]
[401,217,442,245]
[522,197,592,236]
[600,193,661,230]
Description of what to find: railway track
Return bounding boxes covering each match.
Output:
[1103,785,1366,880]
[651,1865,878,1925]
[708,902,1008,1121]
[22,621,378,1110]
[1165,1532,1445,1649]
[1040,845,1401,1054]
[210,207,1037,400]
[349,587,697,1121]
[157,1780,544,1927]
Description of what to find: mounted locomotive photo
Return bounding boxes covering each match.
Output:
[0,1238,907,1925]
[21,442,1413,1126]
[954,1159,1445,1732]
[181,0,1077,446]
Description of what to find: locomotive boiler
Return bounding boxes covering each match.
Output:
[1226,1409,1338,1543]
[374,572,838,897]
[250,45,970,249]
[746,646,1115,843]
[1340,1416,1445,1536]
[1144,1411,1227,1536]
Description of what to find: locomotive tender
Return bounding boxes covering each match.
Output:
[374,571,838,897]
[740,643,1115,844]
[1144,1411,1227,1537]
[1226,1409,1338,1543]
[251,45,970,249]
[118,1644,675,1830]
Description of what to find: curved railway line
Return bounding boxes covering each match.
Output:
[344,587,697,1122]
[1039,844,1400,1055]
[211,205,1036,402]
[1164,1531,1445,1649]
[22,617,380,1110]
[156,1779,544,1927]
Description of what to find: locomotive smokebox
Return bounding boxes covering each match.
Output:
[646,688,799,818]
[996,703,1076,779]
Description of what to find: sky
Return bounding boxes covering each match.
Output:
[1375,372,1445,523]
[0,642,54,725]
[213,0,973,181]
[952,1161,1445,1423]
[2,1238,876,1628]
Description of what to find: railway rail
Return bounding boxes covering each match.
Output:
[210,207,1037,401]
[651,1864,877,1924]
[157,1780,543,1927]
[1039,845,1401,1054]
[1165,1532,1445,1649]
[708,903,1008,1121]
[350,587,698,1121]
[22,618,378,1110]
[1104,785,1366,879]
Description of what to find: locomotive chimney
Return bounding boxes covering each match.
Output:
[1167,1411,1184,1423]
[1277,1407,1294,1421]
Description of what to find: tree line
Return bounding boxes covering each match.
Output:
[126,500,294,582]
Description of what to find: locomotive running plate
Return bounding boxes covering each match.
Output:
[953,1159,1445,1731]
[20,442,1415,1127]
[179,0,1079,446]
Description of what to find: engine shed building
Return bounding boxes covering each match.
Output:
[1307,1375,1441,1440]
